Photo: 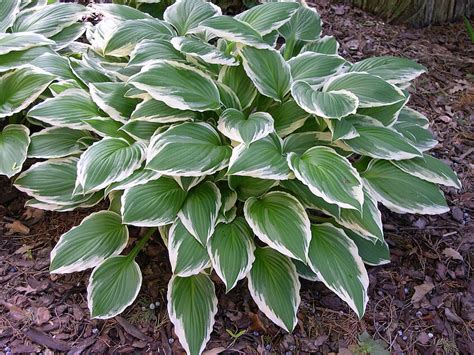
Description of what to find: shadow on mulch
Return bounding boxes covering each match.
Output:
[1,2,473,354]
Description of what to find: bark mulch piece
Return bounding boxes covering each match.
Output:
[1,3,472,354]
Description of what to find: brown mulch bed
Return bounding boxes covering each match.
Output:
[1,2,473,354]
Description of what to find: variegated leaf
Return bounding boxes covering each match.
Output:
[248,247,300,332]
[217,108,274,146]
[308,223,369,318]
[169,219,211,277]
[50,211,128,273]
[0,124,30,178]
[76,138,145,194]
[288,146,364,210]
[244,191,311,261]
[178,181,221,245]
[208,217,255,292]
[362,159,449,214]
[121,176,187,226]
[146,122,232,176]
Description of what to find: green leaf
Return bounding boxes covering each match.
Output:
[164,0,221,35]
[89,82,139,123]
[196,15,270,49]
[146,122,232,176]
[357,97,407,126]
[392,154,461,189]
[83,117,127,139]
[179,181,221,245]
[50,22,86,50]
[308,223,369,318]
[104,167,161,195]
[289,52,345,86]
[293,259,318,281]
[76,138,145,194]
[280,179,340,219]
[28,89,103,129]
[174,176,205,192]
[50,211,128,273]
[248,247,300,332]
[119,120,162,142]
[0,67,54,118]
[88,255,142,319]
[171,36,238,66]
[349,56,426,84]
[30,53,77,81]
[397,106,429,128]
[129,39,185,66]
[228,134,290,180]
[12,3,86,37]
[344,118,422,160]
[15,157,94,205]
[28,127,90,159]
[0,0,20,32]
[282,131,335,155]
[218,64,257,110]
[393,121,437,152]
[291,80,358,119]
[228,175,277,200]
[167,274,218,355]
[0,44,54,71]
[267,99,310,137]
[131,98,196,123]
[208,217,255,292]
[0,32,53,55]
[244,191,311,261]
[169,219,211,277]
[362,160,449,214]
[121,176,187,226]
[301,35,339,55]
[216,82,242,110]
[240,46,291,102]
[92,3,153,21]
[324,72,406,108]
[0,124,29,178]
[69,56,111,85]
[345,230,390,266]
[103,19,175,57]
[336,189,383,241]
[326,117,359,140]
[279,4,321,42]
[25,192,103,213]
[236,2,299,35]
[218,108,274,145]
[288,146,364,210]
[129,61,220,112]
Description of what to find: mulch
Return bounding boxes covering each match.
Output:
[1,2,473,354]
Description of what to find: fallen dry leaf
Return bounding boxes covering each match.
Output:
[5,220,30,235]
[203,347,226,355]
[22,207,44,224]
[411,281,435,304]
[248,312,267,334]
[442,247,463,261]
[34,307,51,326]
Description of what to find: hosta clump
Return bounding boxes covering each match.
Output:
[3,0,462,354]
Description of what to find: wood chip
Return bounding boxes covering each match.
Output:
[25,328,69,352]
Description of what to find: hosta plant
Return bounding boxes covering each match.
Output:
[2,0,462,354]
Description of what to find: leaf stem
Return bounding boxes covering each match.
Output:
[128,227,156,260]
[283,38,295,60]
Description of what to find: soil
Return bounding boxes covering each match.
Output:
[1,2,473,354]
